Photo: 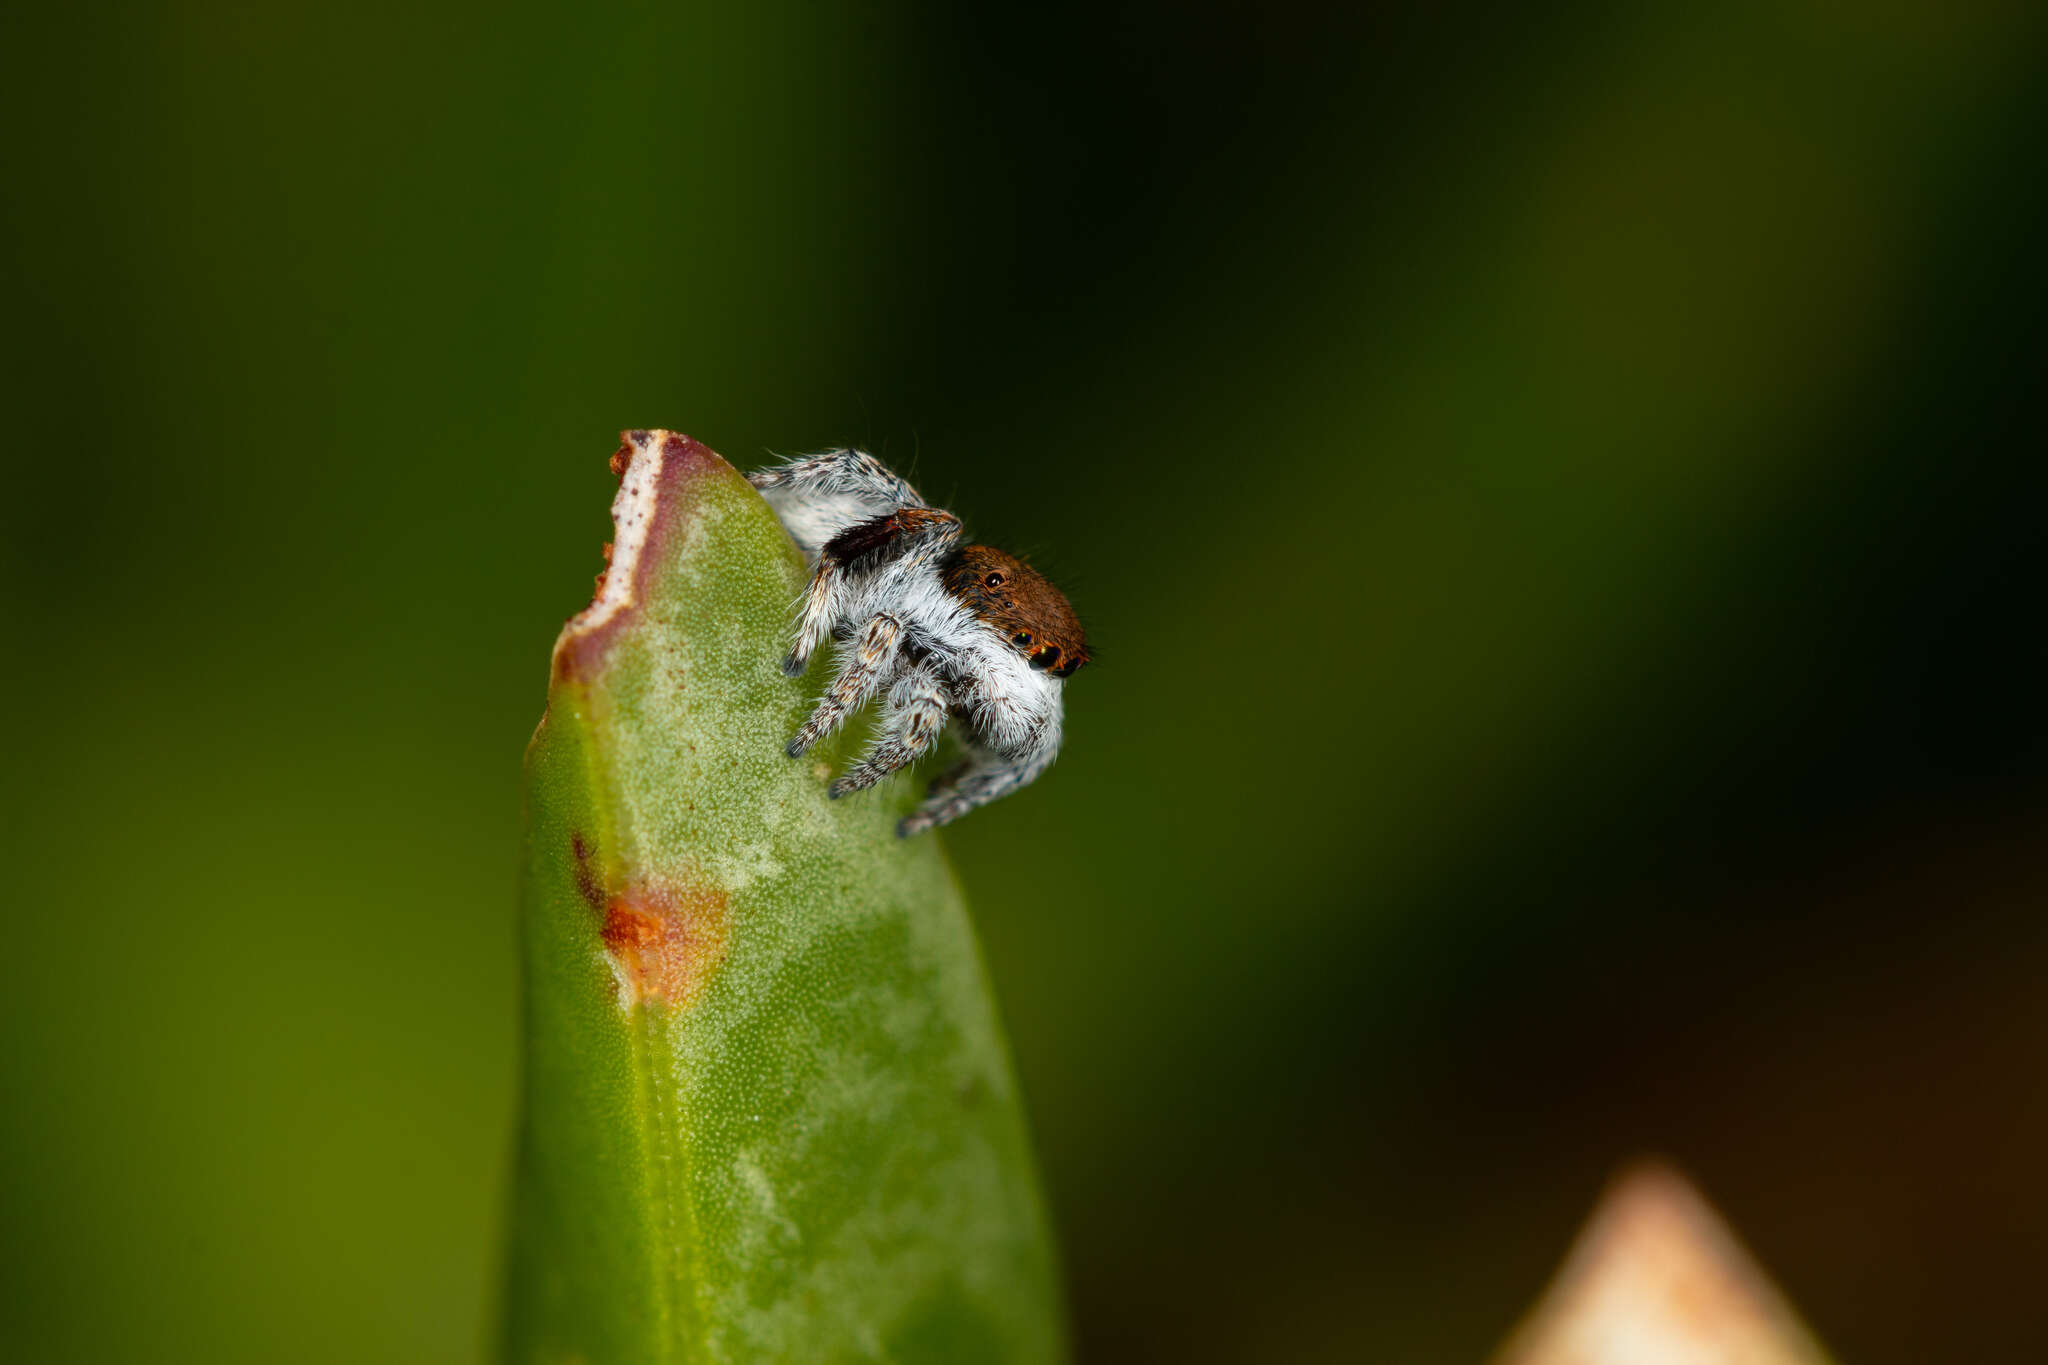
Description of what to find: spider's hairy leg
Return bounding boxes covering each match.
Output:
[787,613,903,757]
[829,665,949,798]
[783,558,847,676]
[746,447,927,509]
[782,506,963,677]
[897,745,1056,837]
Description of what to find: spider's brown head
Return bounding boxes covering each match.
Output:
[942,545,1090,679]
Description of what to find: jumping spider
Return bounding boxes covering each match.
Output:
[748,449,1090,837]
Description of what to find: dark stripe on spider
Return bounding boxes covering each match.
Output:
[822,507,958,568]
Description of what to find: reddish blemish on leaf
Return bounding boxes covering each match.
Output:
[568,834,727,1008]
[601,879,731,1010]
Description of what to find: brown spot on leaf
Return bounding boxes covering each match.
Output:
[601,878,730,1010]
[569,833,605,911]
[588,541,620,604]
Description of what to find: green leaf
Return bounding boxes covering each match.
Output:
[502,431,1066,1365]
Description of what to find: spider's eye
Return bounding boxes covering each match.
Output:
[983,571,1005,588]
[1030,645,1061,670]
[1012,631,1032,648]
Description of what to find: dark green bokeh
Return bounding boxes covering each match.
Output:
[4,2,2044,1361]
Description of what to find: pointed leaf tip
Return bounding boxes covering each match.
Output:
[1493,1161,1833,1365]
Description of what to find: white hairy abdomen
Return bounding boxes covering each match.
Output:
[761,488,889,564]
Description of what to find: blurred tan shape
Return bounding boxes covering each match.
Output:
[1492,1162,1834,1365]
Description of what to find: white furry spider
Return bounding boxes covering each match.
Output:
[748,449,1090,837]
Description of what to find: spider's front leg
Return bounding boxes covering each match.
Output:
[787,613,902,756]
[829,665,949,798]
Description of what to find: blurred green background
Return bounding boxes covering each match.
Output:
[5,1,2046,1360]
